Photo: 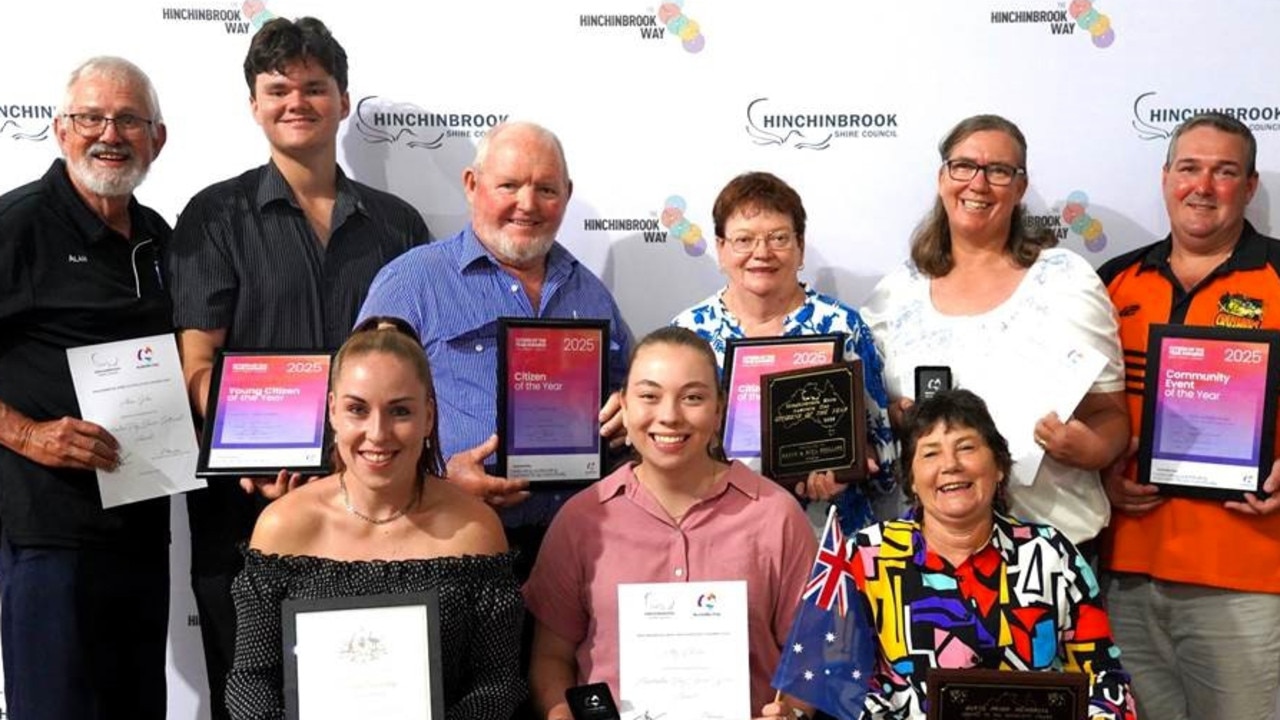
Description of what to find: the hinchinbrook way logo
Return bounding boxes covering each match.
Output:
[744,98,899,151]
[0,103,54,142]
[1131,92,1280,140]
[578,0,705,53]
[1024,191,1108,253]
[354,97,508,150]
[160,0,276,34]
[990,0,1114,48]
[579,195,706,258]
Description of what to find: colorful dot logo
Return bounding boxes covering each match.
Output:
[1069,0,1114,48]
[657,1,705,53]
[1061,191,1107,253]
[660,196,706,257]
[136,346,154,363]
[241,0,277,31]
[697,592,717,610]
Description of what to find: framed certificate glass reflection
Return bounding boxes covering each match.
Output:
[497,318,609,484]
[1138,324,1280,501]
[721,335,844,462]
[196,351,333,478]
[283,591,444,720]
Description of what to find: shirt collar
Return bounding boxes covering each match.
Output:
[43,159,163,246]
[254,159,366,221]
[712,282,815,331]
[1138,220,1268,274]
[455,223,575,277]
[904,508,1019,567]
[596,460,762,506]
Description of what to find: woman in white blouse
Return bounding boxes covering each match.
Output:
[862,114,1128,550]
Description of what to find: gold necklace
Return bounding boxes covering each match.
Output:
[339,472,419,525]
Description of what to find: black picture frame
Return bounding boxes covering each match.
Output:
[720,334,844,462]
[496,318,610,485]
[1138,323,1280,501]
[926,668,1088,720]
[196,350,333,478]
[283,591,445,720]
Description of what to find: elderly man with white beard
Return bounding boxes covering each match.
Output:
[357,121,631,580]
[0,56,171,720]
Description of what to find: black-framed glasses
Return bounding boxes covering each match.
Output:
[63,113,154,138]
[723,231,798,254]
[943,159,1025,186]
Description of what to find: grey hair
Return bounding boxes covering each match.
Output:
[471,121,569,184]
[61,56,164,127]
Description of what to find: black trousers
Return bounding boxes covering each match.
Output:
[0,536,169,720]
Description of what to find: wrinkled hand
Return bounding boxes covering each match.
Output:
[1102,438,1164,516]
[18,417,119,471]
[239,469,306,499]
[446,434,531,508]
[1225,459,1280,516]
[599,391,628,450]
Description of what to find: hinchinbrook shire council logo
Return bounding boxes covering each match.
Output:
[1131,91,1280,140]
[354,97,508,150]
[0,103,54,142]
[160,0,275,34]
[989,0,1114,48]
[744,98,899,151]
[578,0,705,53]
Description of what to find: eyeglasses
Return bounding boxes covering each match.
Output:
[943,159,1025,187]
[723,231,798,254]
[63,113,154,138]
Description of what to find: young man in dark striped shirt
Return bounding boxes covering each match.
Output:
[167,17,427,718]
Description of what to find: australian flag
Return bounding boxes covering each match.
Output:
[772,506,875,719]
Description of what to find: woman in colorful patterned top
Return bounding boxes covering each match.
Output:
[850,389,1134,719]
[671,171,897,534]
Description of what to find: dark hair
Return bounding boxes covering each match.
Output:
[244,17,348,95]
[329,316,445,486]
[625,326,728,463]
[712,171,807,244]
[899,389,1011,514]
[1166,111,1258,176]
[910,114,1055,277]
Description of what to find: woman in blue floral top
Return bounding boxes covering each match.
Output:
[671,171,897,534]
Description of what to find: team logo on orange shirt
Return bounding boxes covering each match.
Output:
[1214,293,1263,329]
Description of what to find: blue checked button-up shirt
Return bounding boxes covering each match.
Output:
[358,225,632,526]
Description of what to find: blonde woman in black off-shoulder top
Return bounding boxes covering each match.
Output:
[225,317,525,720]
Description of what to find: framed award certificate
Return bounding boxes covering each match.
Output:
[760,360,867,483]
[1138,324,1280,501]
[196,351,333,478]
[721,335,844,462]
[497,318,609,484]
[926,668,1087,720]
[283,591,444,720]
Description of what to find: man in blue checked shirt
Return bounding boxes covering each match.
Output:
[358,120,632,575]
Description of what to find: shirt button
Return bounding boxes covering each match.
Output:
[510,283,519,293]
[674,567,684,578]
[474,344,483,352]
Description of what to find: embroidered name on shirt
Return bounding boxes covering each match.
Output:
[68,254,88,263]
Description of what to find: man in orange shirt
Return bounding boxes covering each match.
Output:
[1098,112,1280,720]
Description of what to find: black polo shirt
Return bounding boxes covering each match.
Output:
[168,160,428,572]
[0,159,173,548]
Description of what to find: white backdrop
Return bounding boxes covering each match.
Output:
[2,0,1280,717]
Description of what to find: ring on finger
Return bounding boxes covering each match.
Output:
[1034,436,1048,449]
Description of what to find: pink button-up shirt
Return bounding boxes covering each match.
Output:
[524,461,818,716]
